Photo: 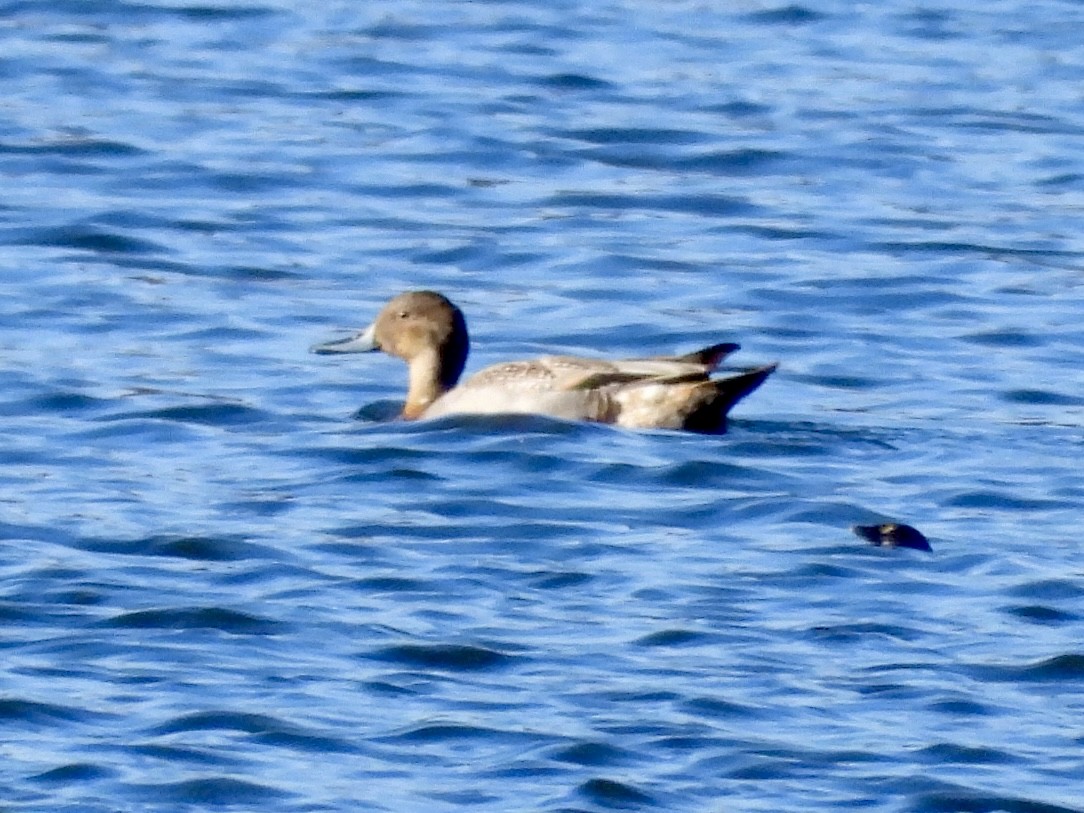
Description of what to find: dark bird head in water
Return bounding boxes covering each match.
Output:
[852,523,931,552]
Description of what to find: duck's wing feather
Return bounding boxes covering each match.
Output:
[461,351,719,393]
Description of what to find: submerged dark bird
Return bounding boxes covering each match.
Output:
[853,523,932,552]
[314,290,776,433]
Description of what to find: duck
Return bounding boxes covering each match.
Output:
[313,290,776,432]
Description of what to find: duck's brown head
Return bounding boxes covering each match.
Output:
[313,291,471,414]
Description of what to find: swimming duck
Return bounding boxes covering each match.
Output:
[313,290,776,432]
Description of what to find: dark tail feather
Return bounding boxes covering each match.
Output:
[672,342,741,369]
[685,363,777,433]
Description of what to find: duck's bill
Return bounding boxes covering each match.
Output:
[311,324,378,354]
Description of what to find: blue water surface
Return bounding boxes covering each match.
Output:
[3,1,1084,811]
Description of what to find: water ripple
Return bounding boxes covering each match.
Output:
[370,644,519,673]
[131,777,289,806]
[578,777,657,808]
[101,607,282,635]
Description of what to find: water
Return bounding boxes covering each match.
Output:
[2,1,1084,810]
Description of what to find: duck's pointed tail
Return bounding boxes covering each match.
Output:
[671,342,741,370]
[685,363,777,433]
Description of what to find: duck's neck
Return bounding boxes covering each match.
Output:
[403,348,452,419]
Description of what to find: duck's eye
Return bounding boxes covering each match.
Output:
[397,310,409,319]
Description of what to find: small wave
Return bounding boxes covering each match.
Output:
[101,402,266,426]
[545,189,755,215]
[1001,389,1084,407]
[149,710,356,753]
[912,787,1082,813]
[966,653,1084,684]
[17,225,166,255]
[15,391,112,415]
[525,569,594,590]
[634,629,715,648]
[1008,579,1084,601]
[566,127,706,146]
[0,697,91,726]
[873,240,1077,259]
[745,5,825,24]
[30,762,116,784]
[0,137,145,157]
[370,643,516,672]
[809,622,926,643]
[80,533,275,562]
[945,490,1068,511]
[674,148,787,175]
[578,777,657,808]
[131,777,288,806]
[680,696,764,720]
[1002,604,1078,625]
[380,721,524,743]
[100,606,281,635]
[537,72,613,90]
[960,328,1044,348]
[549,740,640,767]
[918,742,1015,765]
[351,575,434,593]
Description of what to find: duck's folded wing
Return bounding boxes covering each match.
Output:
[461,345,741,391]
[541,353,726,385]
[423,360,613,421]
[568,369,706,390]
[460,359,569,391]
